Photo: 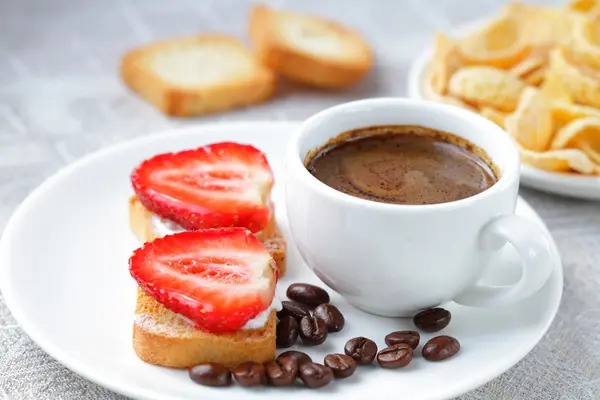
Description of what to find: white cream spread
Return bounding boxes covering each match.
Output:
[148,213,281,330]
[242,295,282,330]
[151,214,186,237]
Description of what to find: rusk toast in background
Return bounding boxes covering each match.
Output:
[121,35,275,117]
[250,4,373,89]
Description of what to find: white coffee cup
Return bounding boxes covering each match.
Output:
[285,98,555,317]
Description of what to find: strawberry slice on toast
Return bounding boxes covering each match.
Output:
[131,142,274,232]
[129,228,276,333]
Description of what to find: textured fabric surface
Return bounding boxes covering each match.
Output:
[1,0,599,399]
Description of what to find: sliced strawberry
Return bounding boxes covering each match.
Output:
[129,228,276,333]
[131,142,274,232]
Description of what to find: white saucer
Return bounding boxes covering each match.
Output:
[0,122,562,400]
[406,19,600,201]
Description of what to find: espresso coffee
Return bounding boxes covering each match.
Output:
[305,126,498,205]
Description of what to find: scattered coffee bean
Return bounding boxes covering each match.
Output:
[277,300,313,321]
[313,303,345,332]
[231,362,266,387]
[413,308,451,332]
[299,362,334,388]
[264,358,297,386]
[422,335,460,361]
[384,330,420,349]
[189,363,232,387]
[287,283,330,307]
[344,337,378,365]
[276,316,299,348]
[377,344,413,369]
[324,353,357,379]
[275,354,300,378]
[277,350,312,368]
[299,315,328,346]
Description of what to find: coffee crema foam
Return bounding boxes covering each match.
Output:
[305,125,499,205]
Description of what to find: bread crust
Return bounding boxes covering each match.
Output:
[121,35,276,117]
[134,288,277,368]
[128,195,286,276]
[249,5,373,88]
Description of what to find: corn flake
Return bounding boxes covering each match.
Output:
[448,66,526,112]
[545,48,600,109]
[429,33,465,95]
[568,0,600,13]
[520,147,600,174]
[458,14,530,69]
[505,87,554,151]
[480,107,509,128]
[551,116,600,163]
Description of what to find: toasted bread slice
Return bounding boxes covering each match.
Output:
[128,195,287,276]
[121,35,276,117]
[249,5,373,88]
[134,288,277,368]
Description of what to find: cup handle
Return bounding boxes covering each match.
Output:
[453,215,555,307]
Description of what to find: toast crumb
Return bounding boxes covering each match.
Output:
[249,4,374,89]
[121,35,276,117]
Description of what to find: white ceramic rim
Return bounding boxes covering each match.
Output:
[288,98,520,213]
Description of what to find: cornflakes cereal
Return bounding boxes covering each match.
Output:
[510,51,547,78]
[541,72,573,103]
[551,117,600,163]
[429,33,465,95]
[425,1,600,176]
[552,102,600,128]
[505,87,554,151]
[480,107,509,128]
[568,0,600,13]
[502,3,586,47]
[568,15,600,70]
[421,80,477,112]
[546,48,600,109]
[520,147,600,174]
[458,14,530,69]
[448,66,526,112]
[523,67,547,86]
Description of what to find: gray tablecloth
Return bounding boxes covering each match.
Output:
[1,0,599,398]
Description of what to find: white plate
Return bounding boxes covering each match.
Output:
[407,19,600,201]
[0,122,562,400]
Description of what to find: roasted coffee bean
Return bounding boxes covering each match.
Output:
[377,344,413,369]
[287,283,330,307]
[276,316,299,348]
[384,330,420,349]
[299,362,334,388]
[277,300,313,321]
[344,337,378,365]
[265,359,297,386]
[274,355,299,379]
[413,307,451,332]
[277,350,312,367]
[299,315,328,346]
[231,362,266,387]
[189,363,231,387]
[422,335,460,361]
[324,353,357,379]
[313,303,345,332]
